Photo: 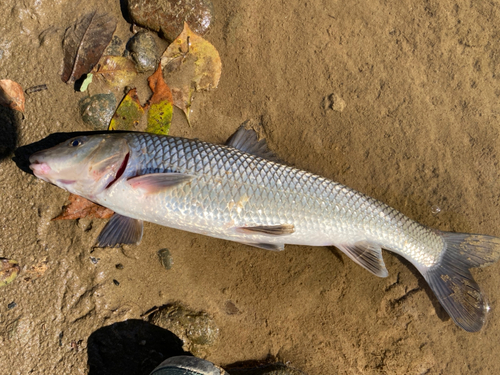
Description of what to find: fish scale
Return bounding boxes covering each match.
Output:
[28,128,500,331]
[123,132,443,266]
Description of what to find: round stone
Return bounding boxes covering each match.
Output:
[79,93,117,130]
[127,32,158,73]
[127,0,214,42]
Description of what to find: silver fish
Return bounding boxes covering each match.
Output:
[29,126,500,332]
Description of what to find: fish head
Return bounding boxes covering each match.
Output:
[29,134,130,198]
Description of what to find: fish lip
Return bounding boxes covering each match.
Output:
[29,159,51,179]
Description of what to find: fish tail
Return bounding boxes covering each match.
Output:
[420,232,500,332]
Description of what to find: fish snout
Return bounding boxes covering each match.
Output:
[29,157,52,179]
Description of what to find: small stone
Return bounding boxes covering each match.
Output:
[223,300,240,315]
[79,93,117,130]
[323,93,346,113]
[115,263,124,270]
[7,301,16,309]
[157,248,173,270]
[149,303,219,356]
[104,35,124,56]
[127,0,214,42]
[113,279,120,286]
[127,32,158,72]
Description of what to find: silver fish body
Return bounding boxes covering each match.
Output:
[103,133,441,265]
[29,128,500,332]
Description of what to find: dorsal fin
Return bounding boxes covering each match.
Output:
[226,123,277,161]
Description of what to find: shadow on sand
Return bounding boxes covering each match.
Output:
[87,319,191,375]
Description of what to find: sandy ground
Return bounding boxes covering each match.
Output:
[2,0,500,374]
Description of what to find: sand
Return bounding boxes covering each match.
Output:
[1,0,500,374]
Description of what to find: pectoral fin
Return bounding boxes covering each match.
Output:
[96,214,144,248]
[127,173,194,194]
[336,241,388,277]
[235,224,295,236]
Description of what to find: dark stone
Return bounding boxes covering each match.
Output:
[79,93,117,130]
[127,0,214,42]
[157,248,173,270]
[127,32,158,72]
[104,35,124,56]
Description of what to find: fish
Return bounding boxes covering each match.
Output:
[28,126,500,332]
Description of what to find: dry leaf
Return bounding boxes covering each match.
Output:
[146,63,174,135]
[0,79,25,112]
[23,258,48,282]
[0,258,20,287]
[92,56,137,87]
[160,22,221,121]
[109,88,145,131]
[62,11,117,83]
[52,194,114,220]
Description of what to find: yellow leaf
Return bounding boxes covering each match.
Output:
[0,258,20,287]
[108,88,145,131]
[93,56,137,87]
[146,63,174,135]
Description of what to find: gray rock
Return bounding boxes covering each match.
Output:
[127,0,214,42]
[104,35,124,56]
[127,32,158,72]
[79,93,116,130]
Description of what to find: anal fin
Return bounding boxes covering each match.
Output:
[336,241,388,277]
[96,214,144,247]
[243,242,285,251]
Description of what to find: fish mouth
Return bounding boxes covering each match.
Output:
[29,159,51,181]
[105,152,130,189]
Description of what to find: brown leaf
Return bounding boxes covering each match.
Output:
[148,63,174,106]
[52,194,114,220]
[61,11,117,84]
[160,22,221,122]
[92,56,137,87]
[0,79,25,112]
[146,63,174,135]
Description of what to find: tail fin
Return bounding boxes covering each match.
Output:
[421,232,500,332]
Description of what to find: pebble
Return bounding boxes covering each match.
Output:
[104,35,124,56]
[323,93,346,112]
[157,248,173,270]
[79,93,117,130]
[126,32,158,72]
[127,0,214,42]
[149,303,219,356]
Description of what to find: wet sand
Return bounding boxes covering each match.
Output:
[1,0,500,373]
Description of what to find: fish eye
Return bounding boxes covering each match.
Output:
[70,139,82,147]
